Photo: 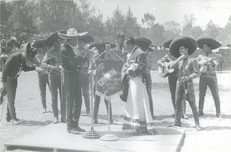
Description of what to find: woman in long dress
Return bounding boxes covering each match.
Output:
[121,37,157,135]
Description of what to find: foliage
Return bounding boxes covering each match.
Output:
[1,0,230,47]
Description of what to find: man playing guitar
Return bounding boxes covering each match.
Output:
[157,40,188,118]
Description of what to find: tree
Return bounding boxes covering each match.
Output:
[190,26,204,39]
[163,21,181,40]
[205,20,220,39]
[36,0,75,34]
[0,1,13,34]
[123,7,139,37]
[141,13,155,28]
[182,14,195,36]
[144,23,166,46]
[111,6,125,28]
[7,0,38,40]
[217,15,231,46]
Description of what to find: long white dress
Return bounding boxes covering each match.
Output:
[122,76,156,135]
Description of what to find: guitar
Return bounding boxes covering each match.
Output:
[197,55,214,73]
[158,62,175,78]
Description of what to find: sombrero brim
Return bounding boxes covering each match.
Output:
[135,37,152,51]
[58,31,88,39]
[163,40,173,49]
[78,35,94,43]
[170,37,197,58]
[197,38,221,50]
[43,31,65,46]
[32,39,46,48]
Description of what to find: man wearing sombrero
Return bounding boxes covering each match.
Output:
[158,39,188,119]
[1,42,38,125]
[196,37,221,117]
[41,31,65,124]
[168,37,201,131]
[58,28,87,134]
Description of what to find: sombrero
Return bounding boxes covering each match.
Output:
[78,35,94,43]
[163,39,173,49]
[197,37,221,50]
[134,37,152,50]
[58,28,88,39]
[32,39,46,48]
[43,31,65,46]
[169,37,197,58]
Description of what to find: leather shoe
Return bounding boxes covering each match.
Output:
[42,107,47,113]
[75,125,86,132]
[93,119,98,124]
[67,128,79,134]
[61,118,66,123]
[216,112,221,118]
[195,124,201,131]
[168,122,181,127]
[12,119,19,125]
[199,110,204,116]
[53,117,58,124]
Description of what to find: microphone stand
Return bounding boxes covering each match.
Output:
[83,50,101,139]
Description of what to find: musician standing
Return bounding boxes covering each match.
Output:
[168,37,201,131]
[196,38,221,117]
[58,28,87,134]
[41,32,65,124]
[158,40,188,118]
[76,35,94,117]
[32,39,50,113]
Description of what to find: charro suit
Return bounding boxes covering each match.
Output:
[60,43,84,130]
[42,49,65,121]
[2,52,35,121]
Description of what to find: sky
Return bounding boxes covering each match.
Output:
[87,0,231,29]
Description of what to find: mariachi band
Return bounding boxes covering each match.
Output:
[0,28,223,135]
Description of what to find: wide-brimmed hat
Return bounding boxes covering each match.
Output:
[43,31,65,46]
[197,37,221,50]
[58,28,88,39]
[78,35,94,43]
[32,39,46,48]
[169,37,197,58]
[134,37,152,50]
[163,39,173,49]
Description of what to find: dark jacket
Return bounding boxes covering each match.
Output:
[60,43,84,72]
[2,52,35,83]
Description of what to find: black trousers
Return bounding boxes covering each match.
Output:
[175,81,199,124]
[168,74,178,109]
[145,72,154,116]
[199,76,220,113]
[63,71,82,128]
[49,73,65,119]
[6,77,18,120]
[38,73,49,109]
[78,71,90,113]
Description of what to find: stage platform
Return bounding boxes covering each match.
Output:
[4,122,185,152]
